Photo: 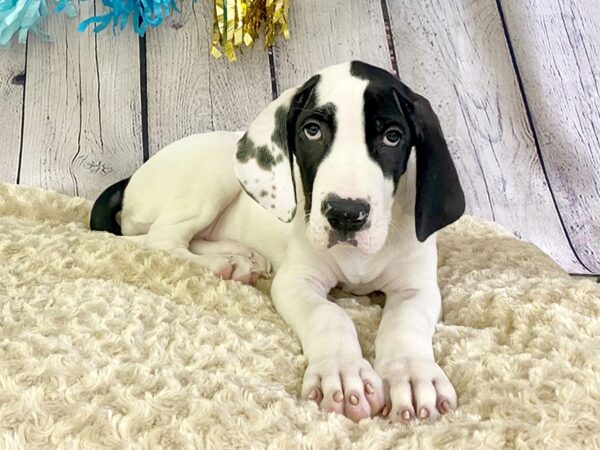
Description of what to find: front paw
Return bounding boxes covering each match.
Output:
[302,355,385,422]
[375,358,457,423]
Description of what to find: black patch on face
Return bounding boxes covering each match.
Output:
[350,61,413,191]
[272,106,288,150]
[289,102,337,214]
[236,133,283,170]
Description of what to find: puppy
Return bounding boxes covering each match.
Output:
[91,61,465,423]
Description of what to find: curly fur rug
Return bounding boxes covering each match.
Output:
[0,182,598,449]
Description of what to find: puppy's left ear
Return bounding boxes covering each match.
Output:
[394,81,465,242]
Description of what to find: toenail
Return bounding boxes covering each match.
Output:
[401,409,411,421]
[308,389,317,400]
[382,406,390,417]
[333,391,344,402]
[419,408,429,419]
[349,395,359,405]
[441,400,450,412]
[365,383,374,394]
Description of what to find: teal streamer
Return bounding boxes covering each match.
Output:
[0,0,76,47]
[78,0,179,36]
[0,0,181,48]
[54,0,76,16]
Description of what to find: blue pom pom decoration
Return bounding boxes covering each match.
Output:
[77,0,179,36]
[0,0,177,47]
[0,0,74,47]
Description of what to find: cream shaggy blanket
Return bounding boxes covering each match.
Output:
[0,182,599,449]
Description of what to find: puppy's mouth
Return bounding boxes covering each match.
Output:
[307,214,387,255]
[327,230,358,249]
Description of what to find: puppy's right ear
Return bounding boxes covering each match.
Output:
[393,80,465,242]
[234,76,320,222]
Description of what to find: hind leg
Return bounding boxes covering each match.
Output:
[143,216,269,284]
[140,215,238,280]
[122,235,231,278]
[189,239,272,283]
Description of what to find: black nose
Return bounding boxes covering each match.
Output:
[322,196,370,232]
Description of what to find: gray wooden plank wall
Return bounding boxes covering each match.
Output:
[17,2,143,200]
[499,0,600,274]
[0,45,25,184]
[386,0,583,273]
[0,0,597,274]
[145,0,273,156]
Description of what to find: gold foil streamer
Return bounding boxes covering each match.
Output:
[211,0,291,61]
[224,0,236,60]
[210,0,224,58]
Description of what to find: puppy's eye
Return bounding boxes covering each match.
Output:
[383,128,403,146]
[304,122,322,140]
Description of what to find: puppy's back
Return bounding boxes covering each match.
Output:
[120,131,244,235]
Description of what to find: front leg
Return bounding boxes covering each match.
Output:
[374,286,457,422]
[271,265,385,421]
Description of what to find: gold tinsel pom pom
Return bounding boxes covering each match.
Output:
[211,0,291,61]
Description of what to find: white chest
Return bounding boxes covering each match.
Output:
[330,245,393,291]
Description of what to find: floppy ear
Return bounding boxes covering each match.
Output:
[234,76,319,222]
[394,82,465,242]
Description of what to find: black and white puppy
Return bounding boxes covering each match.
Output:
[91,61,465,423]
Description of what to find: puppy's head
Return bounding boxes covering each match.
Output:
[235,61,465,253]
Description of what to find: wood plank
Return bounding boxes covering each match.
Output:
[145,0,273,156]
[386,0,587,273]
[0,45,26,184]
[273,0,392,90]
[499,0,600,273]
[19,1,143,200]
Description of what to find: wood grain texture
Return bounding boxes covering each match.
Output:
[145,0,273,156]
[499,0,599,273]
[0,45,26,184]
[19,1,143,200]
[386,0,586,273]
[273,0,392,91]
